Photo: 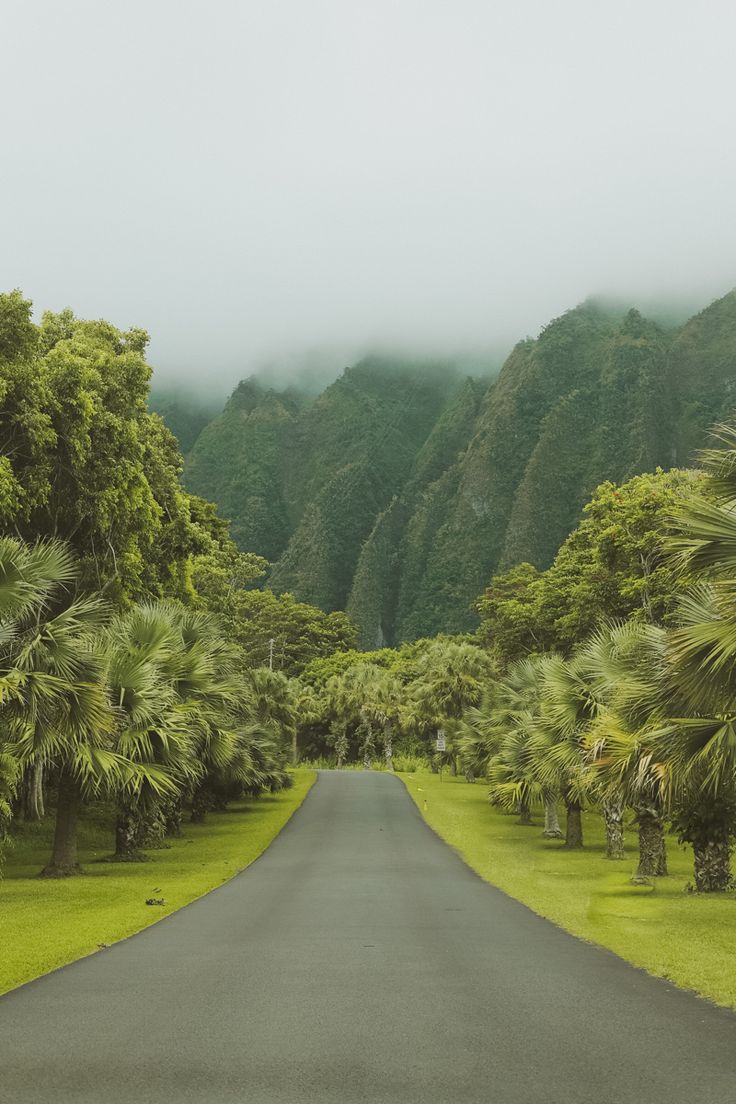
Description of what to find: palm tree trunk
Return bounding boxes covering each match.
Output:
[114,805,146,861]
[111,803,160,861]
[543,796,564,839]
[361,723,375,769]
[138,806,168,849]
[602,797,625,860]
[190,786,209,823]
[41,769,81,877]
[636,807,667,877]
[335,726,348,769]
[383,723,393,770]
[517,796,533,825]
[564,799,584,849]
[692,834,732,892]
[30,761,45,820]
[162,795,183,837]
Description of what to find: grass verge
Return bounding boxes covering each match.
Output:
[0,768,315,995]
[400,769,736,1008]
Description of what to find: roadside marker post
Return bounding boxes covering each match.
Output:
[436,728,446,782]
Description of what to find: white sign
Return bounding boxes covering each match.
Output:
[436,729,446,752]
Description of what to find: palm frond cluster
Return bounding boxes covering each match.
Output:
[0,539,294,875]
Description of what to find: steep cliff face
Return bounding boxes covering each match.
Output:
[346,376,484,647]
[667,290,736,461]
[267,359,467,612]
[181,290,736,644]
[183,379,301,560]
[499,308,672,571]
[185,357,468,611]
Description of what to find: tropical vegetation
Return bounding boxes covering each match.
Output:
[6,280,736,1003]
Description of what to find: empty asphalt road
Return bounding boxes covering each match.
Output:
[2,771,736,1103]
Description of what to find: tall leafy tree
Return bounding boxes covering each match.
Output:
[0,293,206,602]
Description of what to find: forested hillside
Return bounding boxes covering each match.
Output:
[183,290,736,645]
[148,389,224,455]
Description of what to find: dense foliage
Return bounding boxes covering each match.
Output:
[0,292,356,878]
[0,292,207,602]
[476,468,698,663]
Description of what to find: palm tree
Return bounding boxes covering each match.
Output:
[0,538,172,875]
[584,622,671,876]
[530,654,596,850]
[412,641,493,775]
[324,663,402,768]
[458,656,564,835]
[246,667,297,763]
[657,429,736,889]
[0,749,19,842]
[104,603,200,860]
[156,607,291,821]
[349,665,402,768]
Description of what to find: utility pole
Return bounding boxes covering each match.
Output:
[268,637,274,671]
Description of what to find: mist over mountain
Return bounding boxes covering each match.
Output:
[171,289,736,646]
[5,3,736,395]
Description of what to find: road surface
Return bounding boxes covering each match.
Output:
[2,770,736,1103]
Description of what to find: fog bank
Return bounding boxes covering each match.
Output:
[2,1,735,394]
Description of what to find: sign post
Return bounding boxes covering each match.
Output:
[436,728,446,782]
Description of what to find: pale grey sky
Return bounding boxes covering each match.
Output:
[2,0,735,391]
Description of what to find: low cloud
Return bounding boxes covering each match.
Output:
[2,1,734,399]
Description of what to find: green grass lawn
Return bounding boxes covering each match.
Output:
[0,769,315,995]
[400,770,736,1008]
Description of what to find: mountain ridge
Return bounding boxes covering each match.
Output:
[179,290,736,645]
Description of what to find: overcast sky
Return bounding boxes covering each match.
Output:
[2,0,735,393]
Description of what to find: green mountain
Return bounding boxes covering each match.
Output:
[149,389,224,454]
[183,290,736,645]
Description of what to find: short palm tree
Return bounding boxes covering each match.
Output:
[0,538,172,875]
[104,603,199,860]
[657,428,736,889]
[584,621,671,876]
[412,641,494,775]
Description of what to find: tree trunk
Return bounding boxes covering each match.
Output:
[564,799,584,849]
[190,787,210,824]
[383,723,394,770]
[543,797,564,839]
[292,729,298,767]
[693,835,733,892]
[602,797,625,860]
[41,769,81,876]
[335,726,348,769]
[517,796,533,825]
[30,760,45,820]
[113,804,147,862]
[138,806,168,849]
[636,807,667,877]
[162,795,183,838]
[361,723,375,769]
[465,769,476,784]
